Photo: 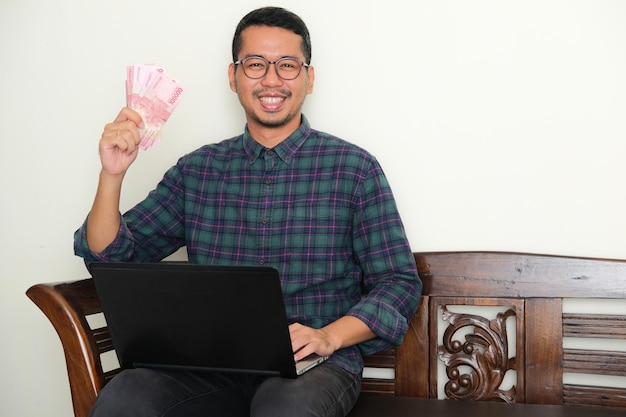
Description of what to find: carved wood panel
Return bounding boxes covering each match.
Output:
[429,297,525,402]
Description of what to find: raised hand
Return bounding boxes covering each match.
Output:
[99,107,144,176]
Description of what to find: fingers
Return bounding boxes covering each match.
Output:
[94,108,144,176]
[114,106,145,128]
[115,129,138,152]
[102,123,140,153]
[102,108,143,153]
[289,323,334,361]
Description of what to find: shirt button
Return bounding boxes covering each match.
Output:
[259,259,265,265]
[261,218,268,224]
[265,179,271,185]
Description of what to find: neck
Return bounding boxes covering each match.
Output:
[246,115,302,148]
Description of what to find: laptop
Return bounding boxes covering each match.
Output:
[90,262,328,378]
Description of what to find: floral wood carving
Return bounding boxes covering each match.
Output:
[437,305,517,402]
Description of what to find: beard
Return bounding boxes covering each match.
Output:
[246,88,302,128]
[248,110,297,128]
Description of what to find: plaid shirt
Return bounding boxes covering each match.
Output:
[75,116,422,375]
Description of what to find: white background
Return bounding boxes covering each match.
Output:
[2,1,625,416]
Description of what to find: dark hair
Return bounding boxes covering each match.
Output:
[232,6,312,64]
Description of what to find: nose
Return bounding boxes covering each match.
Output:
[261,62,283,86]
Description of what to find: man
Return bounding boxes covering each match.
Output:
[75,6,421,417]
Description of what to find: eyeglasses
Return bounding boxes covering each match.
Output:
[234,56,309,80]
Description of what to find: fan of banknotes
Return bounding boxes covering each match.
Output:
[125,64,184,150]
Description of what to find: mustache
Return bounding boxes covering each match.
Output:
[253,88,292,98]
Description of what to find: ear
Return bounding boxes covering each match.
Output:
[228,63,237,92]
[306,65,315,95]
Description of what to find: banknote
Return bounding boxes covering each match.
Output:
[125,64,184,150]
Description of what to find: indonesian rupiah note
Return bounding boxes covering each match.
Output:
[125,64,184,150]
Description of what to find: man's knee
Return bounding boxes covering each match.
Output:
[250,364,361,417]
[89,369,251,417]
[89,369,171,417]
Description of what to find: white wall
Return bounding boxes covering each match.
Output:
[2,1,625,416]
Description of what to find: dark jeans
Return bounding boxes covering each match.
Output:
[89,363,362,417]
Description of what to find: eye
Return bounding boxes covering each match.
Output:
[280,60,297,69]
[278,60,299,71]
[245,59,266,70]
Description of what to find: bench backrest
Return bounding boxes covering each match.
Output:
[27,251,626,417]
[361,251,626,409]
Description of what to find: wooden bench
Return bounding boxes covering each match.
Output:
[27,252,626,417]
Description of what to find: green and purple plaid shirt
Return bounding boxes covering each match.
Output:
[75,116,421,375]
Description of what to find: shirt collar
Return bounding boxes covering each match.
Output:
[243,115,311,164]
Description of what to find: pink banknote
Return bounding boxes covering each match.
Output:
[125,64,184,150]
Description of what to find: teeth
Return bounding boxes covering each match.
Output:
[260,97,284,104]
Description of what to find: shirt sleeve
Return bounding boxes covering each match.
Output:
[73,163,187,267]
[347,159,422,356]
[73,213,139,265]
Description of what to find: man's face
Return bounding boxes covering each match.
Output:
[229,25,315,134]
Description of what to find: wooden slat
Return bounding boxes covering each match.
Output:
[363,349,395,368]
[395,294,429,398]
[427,296,441,399]
[92,327,115,353]
[563,314,626,339]
[564,349,626,376]
[524,298,563,404]
[360,379,395,396]
[362,349,396,396]
[563,385,626,408]
[103,368,122,384]
[415,252,626,299]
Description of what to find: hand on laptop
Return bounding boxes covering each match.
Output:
[289,323,338,362]
[289,316,376,362]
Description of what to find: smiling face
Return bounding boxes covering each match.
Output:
[228,25,315,146]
